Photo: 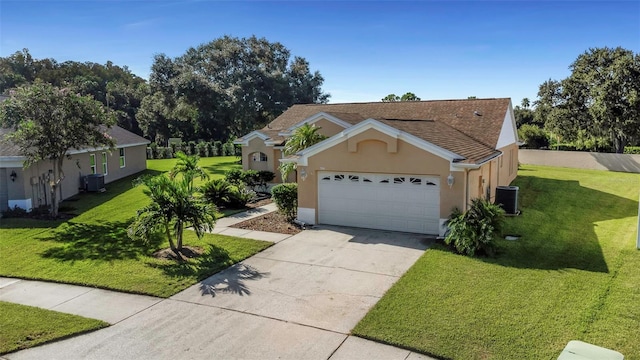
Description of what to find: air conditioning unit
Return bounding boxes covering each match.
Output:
[85,174,105,192]
[495,186,519,215]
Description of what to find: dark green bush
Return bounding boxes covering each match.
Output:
[225,169,244,185]
[2,205,29,218]
[213,141,223,156]
[444,198,505,257]
[257,170,275,191]
[240,170,260,188]
[196,142,208,157]
[517,124,549,149]
[202,179,234,206]
[624,146,640,154]
[222,141,236,156]
[271,183,298,221]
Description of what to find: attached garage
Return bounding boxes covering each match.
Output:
[317,171,440,234]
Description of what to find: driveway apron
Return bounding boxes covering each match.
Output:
[5,226,435,360]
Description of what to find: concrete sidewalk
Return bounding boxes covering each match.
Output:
[0,277,161,324]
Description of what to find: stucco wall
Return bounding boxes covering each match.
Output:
[519,149,640,173]
[298,128,465,222]
[2,145,148,211]
[242,137,277,175]
[313,118,346,138]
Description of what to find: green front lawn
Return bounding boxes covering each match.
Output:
[0,301,107,355]
[0,156,271,297]
[354,165,640,359]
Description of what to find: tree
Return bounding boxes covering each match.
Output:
[535,47,640,153]
[139,36,330,142]
[0,49,147,134]
[0,82,115,216]
[169,151,209,192]
[279,123,327,180]
[382,92,421,102]
[381,94,400,102]
[521,97,530,109]
[128,174,216,259]
[400,92,421,101]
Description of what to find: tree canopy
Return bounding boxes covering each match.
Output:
[0,82,116,216]
[0,49,147,134]
[534,47,640,153]
[138,36,330,144]
[381,92,421,102]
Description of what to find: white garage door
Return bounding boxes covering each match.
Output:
[318,172,440,234]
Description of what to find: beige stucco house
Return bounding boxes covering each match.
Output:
[235,98,519,235]
[0,126,149,212]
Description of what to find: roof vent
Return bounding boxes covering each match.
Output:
[474,111,482,116]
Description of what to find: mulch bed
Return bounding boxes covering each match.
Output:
[152,246,205,261]
[230,211,302,235]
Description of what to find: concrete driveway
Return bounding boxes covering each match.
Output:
[6,226,434,360]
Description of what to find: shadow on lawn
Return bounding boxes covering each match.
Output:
[59,170,163,216]
[39,221,161,262]
[202,159,241,177]
[490,174,639,273]
[148,244,268,295]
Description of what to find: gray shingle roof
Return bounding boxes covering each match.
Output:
[0,126,150,157]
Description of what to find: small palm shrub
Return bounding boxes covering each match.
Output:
[202,179,233,206]
[444,198,505,257]
[271,183,298,221]
[226,185,256,209]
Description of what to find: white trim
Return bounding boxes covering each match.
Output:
[294,118,463,166]
[101,152,108,175]
[67,142,148,155]
[234,131,270,146]
[119,148,126,168]
[297,207,316,225]
[496,100,519,149]
[286,112,352,133]
[0,157,25,167]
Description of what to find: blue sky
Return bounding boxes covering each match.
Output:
[1,1,638,105]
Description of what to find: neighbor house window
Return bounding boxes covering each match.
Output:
[89,154,96,174]
[252,152,267,162]
[119,148,126,168]
[102,152,108,175]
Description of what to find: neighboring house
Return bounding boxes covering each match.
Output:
[0,126,150,212]
[235,98,519,235]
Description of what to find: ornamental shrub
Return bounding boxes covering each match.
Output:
[226,184,256,209]
[517,124,549,149]
[225,169,244,185]
[202,179,233,206]
[271,183,298,221]
[444,198,505,257]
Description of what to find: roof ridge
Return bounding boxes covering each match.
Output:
[297,98,510,106]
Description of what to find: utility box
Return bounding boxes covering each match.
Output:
[495,186,519,215]
[85,174,105,192]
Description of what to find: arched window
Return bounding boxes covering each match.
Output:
[251,152,268,162]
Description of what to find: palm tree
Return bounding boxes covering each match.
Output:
[170,151,209,191]
[128,174,216,259]
[280,123,327,181]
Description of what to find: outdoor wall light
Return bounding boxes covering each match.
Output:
[300,167,307,181]
[10,170,17,182]
[447,173,454,188]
